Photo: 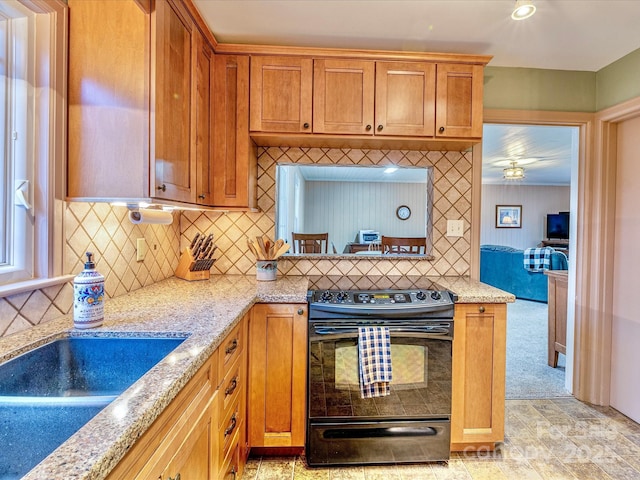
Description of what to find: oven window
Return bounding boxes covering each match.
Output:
[309,336,451,418]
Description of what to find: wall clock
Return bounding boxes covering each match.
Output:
[396,205,411,220]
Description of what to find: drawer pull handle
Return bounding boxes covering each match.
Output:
[168,474,181,480]
[479,306,485,313]
[225,413,237,437]
[225,376,238,396]
[225,338,238,355]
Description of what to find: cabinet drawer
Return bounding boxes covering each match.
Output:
[219,433,241,480]
[219,354,244,426]
[218,321,244,382]
[218,395,243,465]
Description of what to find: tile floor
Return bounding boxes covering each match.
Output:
[244,397,640,479]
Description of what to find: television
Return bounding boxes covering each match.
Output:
[546,213,569,240]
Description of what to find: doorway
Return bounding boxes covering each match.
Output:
[479,121,580,399]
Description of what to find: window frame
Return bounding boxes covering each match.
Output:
[0,0,69,297]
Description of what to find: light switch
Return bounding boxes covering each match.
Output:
[136,238,148,262]
[446,219,464,237]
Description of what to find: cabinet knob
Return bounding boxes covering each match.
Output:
[439,126,445,133]
[303,122,310,129]
[297,308,304,315]
[377,125,383,131]
[198,194,205,199]
[168,474,181,480]
[157,184,166,192]
[365,125,372,131]
[479,305,485,313]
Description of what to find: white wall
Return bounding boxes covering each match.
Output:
[611,114,640,423]
[480,184,570,249]
[304,181,426,253]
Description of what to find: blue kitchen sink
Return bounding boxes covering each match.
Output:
[0,335,186,479]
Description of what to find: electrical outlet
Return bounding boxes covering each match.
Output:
[446,219,464,237]
[136,238,148,262]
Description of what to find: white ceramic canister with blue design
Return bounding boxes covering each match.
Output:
[73,252,105,329]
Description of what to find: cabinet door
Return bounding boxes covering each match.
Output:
[435,64,484,138]
[451,303,506,451]
[250,56,313,133]
[161,396,216,480]
[375,61,436,137]
[313,59,375,135]
[212,55,256,208]
[67,0,149,199]
[154,0,196,203]
[248,304,307,447]
[194,28,214,206]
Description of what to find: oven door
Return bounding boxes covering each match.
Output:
[307,320,452,465]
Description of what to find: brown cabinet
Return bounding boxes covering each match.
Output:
[248,303,307,448]
[250,56,313,133]
[546,270,568,368]
[68,0,223,207]
[435,64,484,138]
[313,59,375,135]
[106,316,249,480]
[375,61,436,136]
[153,0,196,203]
[451,303,506,451]
[212,55,257,209]
[194,28,215,206]
[105,351,219,479]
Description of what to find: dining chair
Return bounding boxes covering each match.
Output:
[292,232,329,253]
[381,236,427,254]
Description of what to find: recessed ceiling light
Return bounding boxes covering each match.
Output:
[511,0,536,20]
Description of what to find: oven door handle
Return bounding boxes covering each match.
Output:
[312,325,452,336]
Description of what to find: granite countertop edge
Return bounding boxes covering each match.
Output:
[6,274,511,480]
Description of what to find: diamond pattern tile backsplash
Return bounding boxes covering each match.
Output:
[2,147,472,338]
[181,147,473,282]
[0,203,180,337]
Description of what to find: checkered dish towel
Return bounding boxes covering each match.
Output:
[523,247,554,272]
[358,326,392,399]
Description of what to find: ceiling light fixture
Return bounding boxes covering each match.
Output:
[503,161,525,180]
[511,0,536,20]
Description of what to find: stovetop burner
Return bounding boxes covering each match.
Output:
[307,288,456,318]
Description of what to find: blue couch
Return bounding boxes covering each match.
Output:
[480,245,568,302]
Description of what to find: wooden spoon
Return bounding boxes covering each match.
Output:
[273,242,290,259]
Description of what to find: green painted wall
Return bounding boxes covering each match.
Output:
[483,67,596,112]
[596,48,640,111]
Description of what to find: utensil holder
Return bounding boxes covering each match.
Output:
[256,260,278,281]
[175,248,211,281]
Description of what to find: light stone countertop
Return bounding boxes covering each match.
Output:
[1,274,511,479]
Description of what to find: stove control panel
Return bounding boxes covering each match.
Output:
[310,289,453,307]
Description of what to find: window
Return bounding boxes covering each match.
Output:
[0,0,67,293]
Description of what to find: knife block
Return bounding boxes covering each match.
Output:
[175,248,210,281]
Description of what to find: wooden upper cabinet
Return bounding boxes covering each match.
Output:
[153,0,196,203]
[375,61,436,137]
[250,56,313,133]
[67,0,149,200]
[212,55,257,209]
[194,28,214,206]
[313,59,375,135]
[435,64,484,138]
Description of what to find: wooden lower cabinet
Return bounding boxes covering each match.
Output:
[451,303,506,451]
[106,315,249,480]
[248,303,308,448]
[106,350,219,479]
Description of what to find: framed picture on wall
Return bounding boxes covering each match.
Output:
[496,205,522,228]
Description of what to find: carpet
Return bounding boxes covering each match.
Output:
[505,299,571,399]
